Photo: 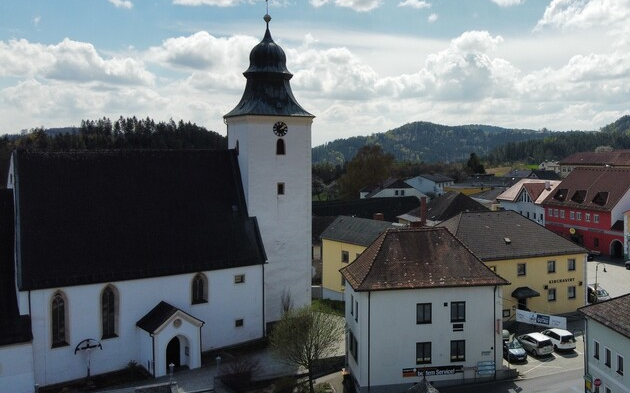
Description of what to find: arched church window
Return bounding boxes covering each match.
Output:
[101,285,119,339]
[192,273,208,304]
[276,139,285,155]
[51,291,68,347]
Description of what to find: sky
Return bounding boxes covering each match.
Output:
[1,0,629,147]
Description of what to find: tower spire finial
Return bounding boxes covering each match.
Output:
[266,0,269,15]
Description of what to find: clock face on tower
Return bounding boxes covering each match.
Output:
[273,121,288,137]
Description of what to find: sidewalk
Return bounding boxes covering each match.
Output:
[96,347,346,393]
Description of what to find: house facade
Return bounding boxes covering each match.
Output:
[542,167,630,259]
[361,178,428,200]
[439,211,587,319]
[496,179,560,226]
[0,14,313,393]
[405,174,454,197]
[579,294,630,393]
[320,216,395,300]
[340,227,508,392]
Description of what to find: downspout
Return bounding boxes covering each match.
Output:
[368,291,371,391]
[493,286,497,381]
[151,333,156,377]
[262,262,266,336]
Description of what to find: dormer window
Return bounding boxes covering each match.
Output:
[570,190,586,203]
[553,188,568,202]
[592,191,609,206]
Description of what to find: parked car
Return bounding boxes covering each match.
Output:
[625,260,630,270]
[587,284,611,303]
[541,328,576,351]
[503,340,528,362]
[516,333,554,357]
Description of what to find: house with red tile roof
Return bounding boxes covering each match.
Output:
[340,227,508,392]
[558,149,630,178]
[497,179,560,226]
[541,166,630,258]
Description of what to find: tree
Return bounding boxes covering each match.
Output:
[337,144,394,199]
[269,306,345,393]
[466,152,485,175]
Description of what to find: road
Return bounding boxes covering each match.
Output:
[586,257,630,300]
[440,369,584,392]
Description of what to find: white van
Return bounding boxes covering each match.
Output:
[541,328,576,351]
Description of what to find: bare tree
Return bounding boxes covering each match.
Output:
[281,288,293,315]
[269,306,345,393]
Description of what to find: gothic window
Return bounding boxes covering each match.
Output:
[51,291,68,348]
[101,285,119,339]
[192,273,208,304]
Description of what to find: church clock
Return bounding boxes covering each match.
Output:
[273,121,288,137]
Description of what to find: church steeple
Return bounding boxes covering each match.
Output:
[224,14,313,119]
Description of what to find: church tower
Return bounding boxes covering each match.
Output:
[224,14,314,325]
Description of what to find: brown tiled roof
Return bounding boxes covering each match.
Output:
[522,183,546,201]
[340,227,508,292]
[579,293,630,340]
[401,191,488,222]
[438,210,587,261]
[559,150,630,166]
[542,166,630,211]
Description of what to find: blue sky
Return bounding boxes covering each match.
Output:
[1,0,628,146]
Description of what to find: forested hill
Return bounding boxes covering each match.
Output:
[312,121,552,165]
[485,115,630,164]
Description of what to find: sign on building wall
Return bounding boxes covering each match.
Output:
[402,366,463,378]
[515,309,566,329]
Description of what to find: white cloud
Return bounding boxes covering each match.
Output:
[535,0,630,31]
[490,0,523,7]
[147,31,256,72]
[397,0,431,9]
[0,38,154,85]
[428,13,438,23]
[108,0,133,9]
[309,0,382,12]
[33,16,41,27]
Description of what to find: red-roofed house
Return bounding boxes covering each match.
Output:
[542,167,630,258]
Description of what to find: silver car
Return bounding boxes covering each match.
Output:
[516,333,554,357]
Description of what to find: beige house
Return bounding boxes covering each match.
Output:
[320,216,396,300]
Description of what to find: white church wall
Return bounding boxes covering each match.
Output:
[23,265,264,387]
[0,343,35,393]
[228,115,312,324]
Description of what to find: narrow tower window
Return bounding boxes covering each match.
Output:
[276,139,285,155]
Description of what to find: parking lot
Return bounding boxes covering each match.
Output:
[503,317,586,380]
[503,256,630,381]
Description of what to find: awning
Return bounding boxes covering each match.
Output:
[511,287,540,299]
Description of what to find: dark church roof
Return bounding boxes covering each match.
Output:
[0,189,32,346]
[313,196,420,223]
[224,14,313,119]
[11,149,267,291]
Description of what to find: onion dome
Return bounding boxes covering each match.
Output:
[224,14,313,119]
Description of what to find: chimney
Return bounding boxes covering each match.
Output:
[373,213,384,221]
[420,196,427,227]
[545,181,551,190]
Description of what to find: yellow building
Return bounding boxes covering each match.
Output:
[320,216,395,300]
[439,210,588,319]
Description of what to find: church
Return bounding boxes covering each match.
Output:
[0,13,313,393]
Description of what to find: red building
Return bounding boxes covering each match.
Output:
[542,166,630,259]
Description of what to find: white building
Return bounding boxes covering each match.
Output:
[496,179,559,226]
[360,178,428,200]
[340,227,509,393]
[0,13,312,393]
[405,174,455,197]
[580,294,630,393]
